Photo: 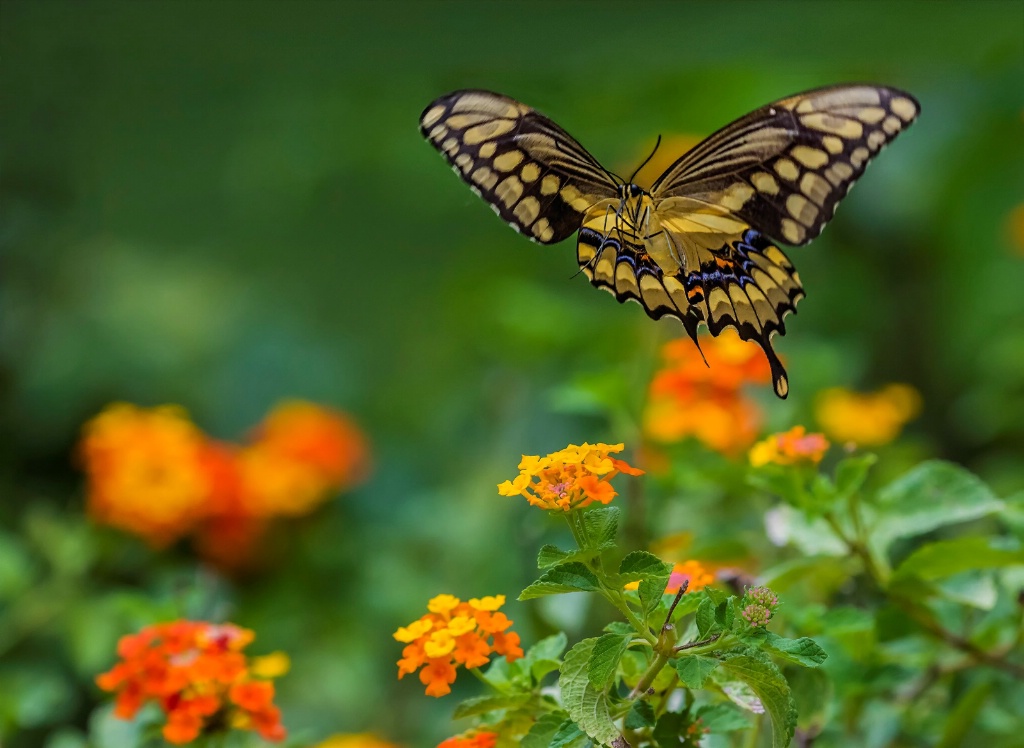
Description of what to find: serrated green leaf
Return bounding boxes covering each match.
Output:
[550,720,590,748]
[638,574,671,619]
[519,563,600,600]
[696,597,717,638]
[893,536,1024,582]
[763,633,828,667]
[618,551,671,582]
[589,632,632,689]
[715,597,735,630]
[559,638,622,746]
[625,699,656,729]
[873,461,1004,554]
[522,713,571,748]
[671,654,719,688]
[718,649,797,748]
[527,632,568,663]
[452,693,531,719]
[583,506,621,549]
[695,702,752,732]
[734,626,769,647]
[604,621,634,636]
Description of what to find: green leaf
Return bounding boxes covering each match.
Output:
[589,632,632,689]
[718,648,797,748]
[519,563,600,600]
[452,693,531,719]
[696,597,717,638]
[789,667,832,732]
[604,621,634,636]
[834,453,877,499]
[522,713,570,748]
[625,699,656,729]
[763,633,828,667]
[937,680,993,748]
[638,574,671,619]
[893,536,1024,582]
[695,702,752,732]
[873,461,1004,553]
[527,632,568,663]
[551,719,590,748]
[583,506,621,549]
[618,550,672,583]
[671,654,719,688]
[559,638,622,746]
[715,596,736,631]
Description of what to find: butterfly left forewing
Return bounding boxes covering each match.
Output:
[421,90,618,243]
[651,84,920,246]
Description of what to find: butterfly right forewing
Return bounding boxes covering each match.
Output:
[420,90,619,244]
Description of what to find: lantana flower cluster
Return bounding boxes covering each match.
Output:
[740,586,780,628]
[79,400,369,567]
[497,442,643,512]
[95,620,287,744]
[748,426,830,467]
[643,332,772,455]
[815,383,921,446]
[395,594,523,697]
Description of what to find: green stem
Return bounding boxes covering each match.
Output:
[629,650,671,699]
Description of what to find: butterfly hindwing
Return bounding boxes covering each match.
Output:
[651,85,920,246]
[420,90,618,244]
[578,204,803,397]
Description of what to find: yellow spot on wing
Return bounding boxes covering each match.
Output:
[791,146,829,169]
[493,151,524,171]
[780,218,805,244]
[800,172,831,206]
[463,119,515,145]
[890,96,918,121]
[752,172,780,195]
[822,136,844,154]
[421,105,446,128]
[514,196,540,225]
[471,166,498,190]
[855,106,887,124]
[774,158,800,181]
[866,130,886,150]
[801,112,864,139]
[533,218,554,242]
[496,175,524,207]
[882,116,902,135]
[786,194,819,226]
[520,163,540,182]
[541,175,560,196]
[478,142,496,158]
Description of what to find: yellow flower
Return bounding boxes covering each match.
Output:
[815,384,921,446]
[498,443,643,512]
[250,651,291,679]
[749,426,830,467]
[313,735,401,748]
[427,594,461,614]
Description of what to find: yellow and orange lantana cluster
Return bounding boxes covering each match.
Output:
[79,400,369,568]
[497,443,643,512]
[814,384,921,447]
[395,594,523,697]
[644,332,772,455]
[95,620,287,744]
[749,426,830,467]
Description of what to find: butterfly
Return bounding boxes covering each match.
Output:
[420,85,919,398]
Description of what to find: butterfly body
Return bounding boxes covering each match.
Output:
[420,86,919,398]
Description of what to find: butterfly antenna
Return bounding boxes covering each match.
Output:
[628,134,662,185]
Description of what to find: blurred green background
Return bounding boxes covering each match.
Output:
[1,1,1022,745]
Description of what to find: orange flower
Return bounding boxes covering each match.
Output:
[394,594,523,697]
[437,732,498,748]
[79,404,216,546]
[240,400,370,517]
[643,332,770,455]
[749,426,830,467]
[625,560,714,594]
[814,384,921,447]
[95,620,287,744]
[314,735,403,748]
[497,443,643,512]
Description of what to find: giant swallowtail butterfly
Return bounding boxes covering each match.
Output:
[420,85,919,398]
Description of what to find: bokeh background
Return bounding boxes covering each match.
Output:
[2,1,1022,746]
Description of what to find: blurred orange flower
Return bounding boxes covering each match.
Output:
[80,404,215,546]
[395,594,523,697]
[815,384,921,447]
[644,332,771,455]
[749,426,830,467]
[95,620,287,744]
[627,134,704,191]
[1008,202,1024,256]
[437,732,498,748]
[497,443,643,512]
